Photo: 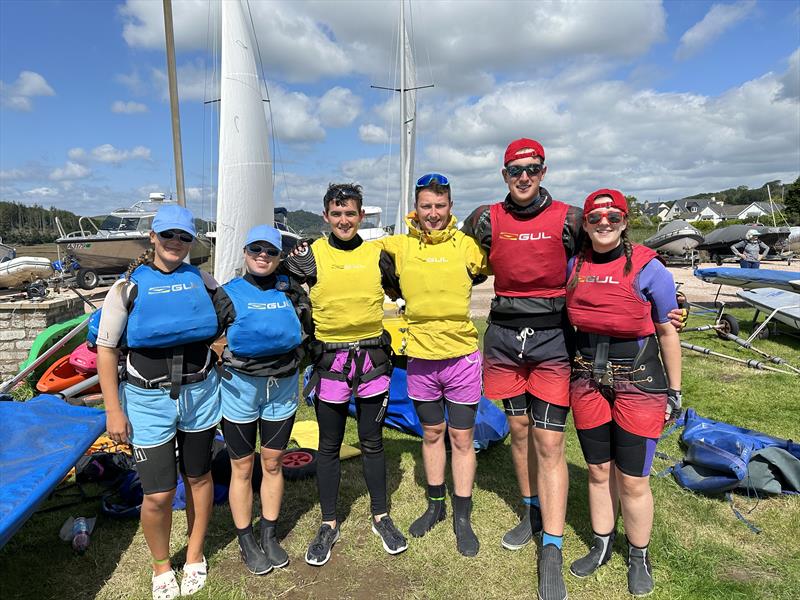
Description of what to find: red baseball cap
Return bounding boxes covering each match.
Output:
[583,188,628,217]
[504,138,545,165]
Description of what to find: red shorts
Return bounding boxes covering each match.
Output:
[483,323,570,406]
[569,373,667,439]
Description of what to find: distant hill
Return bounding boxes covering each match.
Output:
[683,179,789,205]
[0,201,327,245]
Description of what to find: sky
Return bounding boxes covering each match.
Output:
[1,0,798,226]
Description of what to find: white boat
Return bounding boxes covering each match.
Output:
[737,287,800,331]
[54,192,211,288]
[643,220,704,257]
[359,206,388,241]
[0,255,53,290]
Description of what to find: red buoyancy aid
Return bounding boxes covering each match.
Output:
[489,200,570,298]
[566,244,659,338]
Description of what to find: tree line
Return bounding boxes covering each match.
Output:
[0,202,84,245]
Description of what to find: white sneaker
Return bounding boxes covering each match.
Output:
[152,570,179,600]
[180,557,207,596]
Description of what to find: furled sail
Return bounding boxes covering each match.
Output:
[395,2,416,235]
[215,0,273,283]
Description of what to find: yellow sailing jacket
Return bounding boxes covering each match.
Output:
[309,237,385,343]
[373,212,488,360]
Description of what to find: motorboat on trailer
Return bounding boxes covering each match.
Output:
[0,238,53,291]
[54,193,211,289]
[697,224,790,264]
[643,220,704,257]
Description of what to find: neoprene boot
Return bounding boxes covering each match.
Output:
[238,530,272,575]
[409,498,446,538]
[502,503,542,550]
[537,544,567,600]
[627,541,654,597]
[452,494,479,557]
[260,523,289,568]
[570,531,615,578]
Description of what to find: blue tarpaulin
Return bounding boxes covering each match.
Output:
[0,395,105,548]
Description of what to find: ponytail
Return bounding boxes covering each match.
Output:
[566,236,592,291]
[125,248,154,280]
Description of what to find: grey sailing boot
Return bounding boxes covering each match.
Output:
[569,531,615,578]
[627,540,654,597]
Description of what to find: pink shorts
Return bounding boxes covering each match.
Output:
[407,350,482,405]
[316,349,390,404]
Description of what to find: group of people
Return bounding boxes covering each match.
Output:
[99,137,684,600]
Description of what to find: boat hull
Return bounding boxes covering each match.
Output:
[736,287,800,330]
[0,257,52,289]
[56,236,210,275]
[644,220,704,256]
[694,267,800,292]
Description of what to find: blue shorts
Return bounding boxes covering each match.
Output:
[220,368,299,423]
[121,369,221,448]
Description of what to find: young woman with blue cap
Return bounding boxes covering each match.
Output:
[97,204,222,600]
[213,224,312,575]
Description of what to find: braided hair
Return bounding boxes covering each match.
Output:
[566,223,632,290]
[125,247,155,280]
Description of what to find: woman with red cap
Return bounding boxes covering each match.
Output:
[565,189,681,597]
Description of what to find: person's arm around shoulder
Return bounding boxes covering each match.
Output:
[462,232,491,279]
[96,278,133,444]
[461,205,492,253]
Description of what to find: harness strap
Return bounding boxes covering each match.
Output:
[590,335,612,386]
[169,345,184,400]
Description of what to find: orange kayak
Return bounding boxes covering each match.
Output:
[36,355,101,394]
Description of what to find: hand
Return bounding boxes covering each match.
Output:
[289,240,311,258]
[665,388,682,423]
[667,308,687,332]
[106,409,131,445]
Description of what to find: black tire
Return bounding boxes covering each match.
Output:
[282,448,318,481]
[77,268,99,290]
[713,254,723,266]
[757,327,770,340]
[716,314,740,339]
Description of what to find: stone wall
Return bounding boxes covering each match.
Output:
[0,293,83,380]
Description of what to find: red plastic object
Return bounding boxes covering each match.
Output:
[36,355,100,394]
[69,342,98,375]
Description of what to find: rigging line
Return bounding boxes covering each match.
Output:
[244,0,291,209]
[384,5,401,225]
[415,0,440,168]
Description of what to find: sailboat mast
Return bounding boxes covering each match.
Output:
[397,0,407,234]
[163,0,186,207]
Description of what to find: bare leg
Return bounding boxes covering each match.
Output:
[183,472,213,565]
[421,422,447,485]
[141,490,176,575]
[228,454,255,529]
[448,427,476,496]
[587,461,618,534]
[532,428,568,536]
[259,448,284,520]
[616,470,653,547]
[508,414,536,497]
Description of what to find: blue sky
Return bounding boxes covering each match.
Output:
[1,0,798,224]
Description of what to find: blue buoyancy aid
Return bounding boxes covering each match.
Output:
[126,264,218,349]
[223,275,302,358]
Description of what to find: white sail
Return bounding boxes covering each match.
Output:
[395,2,416,235]
[215,0,273,283]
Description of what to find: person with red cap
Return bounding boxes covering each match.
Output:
[462,141,683,600]
[462,138,581,600]
[565,189,681,597]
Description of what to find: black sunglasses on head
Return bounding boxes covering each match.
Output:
[158,230,194,243]
[246,243,280,257]
[505,164,545,178]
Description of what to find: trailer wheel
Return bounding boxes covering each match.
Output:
[757,327,770,340]
[713,254,723,266]
[716,314,739,339]
[282,448,317,480]
[77,268,99,290]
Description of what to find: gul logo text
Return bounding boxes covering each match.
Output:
[578,275,620,284]
[247,301,289,310]
[499,232,552,241]
[424,257,448,263]
[147,282,199,295]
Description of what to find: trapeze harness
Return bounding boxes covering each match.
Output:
[566,246,667,393]
[125,264,218,399]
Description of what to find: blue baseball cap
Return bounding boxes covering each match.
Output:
[152,204,196,237]
[244,224,282,250]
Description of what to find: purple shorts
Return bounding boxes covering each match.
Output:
[316,349,390,404]
[407,350,482,405]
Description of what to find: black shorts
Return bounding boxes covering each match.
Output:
[222,415,296,459]
[413,399,478,430]
[529,396,570,432]
[576,421,658,477]
[132,426,216,495]
[502,392,531,417]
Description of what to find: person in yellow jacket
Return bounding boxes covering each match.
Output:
[373,173,489,557]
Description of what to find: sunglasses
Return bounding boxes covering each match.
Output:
[246,243,280,257]
[416,173,450,187]
[585,210,625,225]
[158,230,194,243]
[505,164,545,178]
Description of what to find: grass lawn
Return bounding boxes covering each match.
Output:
[1,313,799,599]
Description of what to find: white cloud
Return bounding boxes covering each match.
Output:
[23,187,59,197]
[359,124,389,144]
[268,86,325,143]
[49,162,91,181]
[112,100,148,114]
[91,144,151,163]
[0,168,28,181]
[676,0,756,60]
[0,71,55,111]
[67,148,87,161]
[317,87,361,128]
[777,48,800,101]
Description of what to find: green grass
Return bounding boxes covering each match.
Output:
[1,314,799,599]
